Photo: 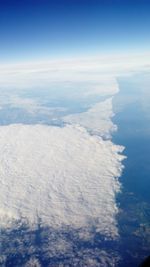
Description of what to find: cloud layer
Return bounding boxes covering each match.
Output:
[0,53,149,89]
[63,98,117,138]
[0,123,124,238]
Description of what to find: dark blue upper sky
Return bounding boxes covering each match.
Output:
[0,0,150,62]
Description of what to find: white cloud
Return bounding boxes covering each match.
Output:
[0,53,149,89]
[63,98,117,138]
[0,124,125,238]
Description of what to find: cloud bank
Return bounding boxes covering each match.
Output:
[63,98,117,138]
[0,123,124,238]
[0,53,149,89]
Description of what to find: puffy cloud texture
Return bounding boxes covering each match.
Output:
[0,124,124,238]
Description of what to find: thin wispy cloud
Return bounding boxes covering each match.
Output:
[0,53,149,89]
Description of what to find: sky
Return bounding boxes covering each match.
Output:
[0,0,150,63]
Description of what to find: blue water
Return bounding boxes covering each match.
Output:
[113,72,150,266]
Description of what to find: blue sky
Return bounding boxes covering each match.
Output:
[0,0,150,62]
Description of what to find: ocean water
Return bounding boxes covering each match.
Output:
[113,72,150,267]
